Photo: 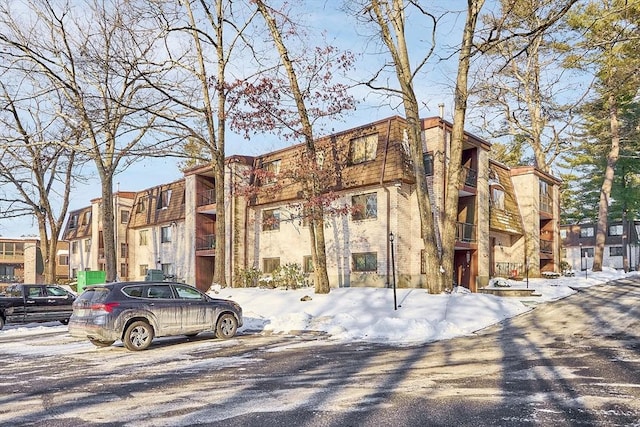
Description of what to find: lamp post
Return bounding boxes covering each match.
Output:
[389,232,397,311]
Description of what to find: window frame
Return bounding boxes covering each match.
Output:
[161,226,172,243]
[351,192,378,221]
[349,134,378,165]
[352,252,377,272]
[262,208,281,231]
[262,257,281,274]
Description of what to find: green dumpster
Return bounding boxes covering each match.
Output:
[77,270,106,293]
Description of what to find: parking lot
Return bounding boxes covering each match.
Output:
[1,278,639,426]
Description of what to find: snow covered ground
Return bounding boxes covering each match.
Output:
[1,267,634,347]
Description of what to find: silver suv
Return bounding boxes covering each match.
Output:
[68,281,243,351]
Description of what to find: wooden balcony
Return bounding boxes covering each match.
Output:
[196,234,216,252]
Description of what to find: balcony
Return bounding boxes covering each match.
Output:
[197,188,217,215]
[198,188,216,207]
[460,166,477,188]
[540,194,552,214]
[540,239,553,254]
[456,222,476,243]
[196,234,216,251]
[494,262,525,278]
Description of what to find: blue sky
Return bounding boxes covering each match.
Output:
[0,1,473,238]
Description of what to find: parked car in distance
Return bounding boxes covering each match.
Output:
[68,281,243,351]
[0,284,76,330]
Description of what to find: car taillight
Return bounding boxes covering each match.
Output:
[90,302,120,313]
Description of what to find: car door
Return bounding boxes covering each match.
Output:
[23,285,50,323]
[173,285,213,333]
[143,284,181,336]
[43,285,75,321]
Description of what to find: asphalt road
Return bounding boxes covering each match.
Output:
[1,277,639,426]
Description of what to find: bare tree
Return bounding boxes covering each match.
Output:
[247,1,356,294]
[473,0,585,172]
[140,0,259,286]
[0,81,79,283]
[0,0,171,281]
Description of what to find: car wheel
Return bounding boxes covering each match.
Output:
[215,313,238,339]
[123,321,154,351]
[0,316,5,330]
[89,338,115,348]
[60,318,69,325]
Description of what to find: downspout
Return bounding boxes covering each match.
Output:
[381,119,392,287]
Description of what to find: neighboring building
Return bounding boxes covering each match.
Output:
[128,180,186,282]
[64,191,136,280]
[0,238,68,285]
[560,220,640,272]
[62,116,563,292]
[0,237,41,284]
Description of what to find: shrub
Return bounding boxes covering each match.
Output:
[272,263,305,290]
[235,266,262,288]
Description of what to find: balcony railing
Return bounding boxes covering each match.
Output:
[196,234,216,251]
[460,166,478,188]
[540,194,553,214]
[197,188,216,206]
[540,239,553,254]
[495,262,525,278]
[456,222,476,243]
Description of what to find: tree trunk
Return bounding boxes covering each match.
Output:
[592,92,620,271]
[312,211,331,294]
[441,0,485,290]
[213,153,227,286]
[101,176,117,281]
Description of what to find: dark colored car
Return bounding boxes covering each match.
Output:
[0,284,76,330]
[68,281,243,351]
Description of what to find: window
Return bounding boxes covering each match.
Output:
[45,285,68,297]
[81,211,91,226]
[581,248,594,258]
[71,268,77,279]
[262,208,280,231]
[68,214,79,229]
[262,160,281,184]
[59,254,69,266]
[609,246,624,256]
[560,229,567,239]
[120,243,128,258]
[352,252,377,272]
[349,134,378,164]
[491,187,505,210]
[123,285,144,298]
[608,225,623,236]
[161,226,172,243]
[158,189,172,209]
[161,263,173,279]
[139,264,148,276]
[139,230,149,246]
[580,227,594,238]
[14,242,23,255]
[303,256,314,273]
[84,239,91,252]
[120,263,128,277]
[423,153,434,176]
[263,257,280,274]
[175,285,204,300]
[146,285,173,299]
[120,210,130,224]
[136,197,147,213]
[420,250,427,274]
[352,193,377,221]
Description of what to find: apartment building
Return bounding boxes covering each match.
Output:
[561,220,640,272]
[0,238,69,285]
[65,192,136,279]
[62,115,562,292]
